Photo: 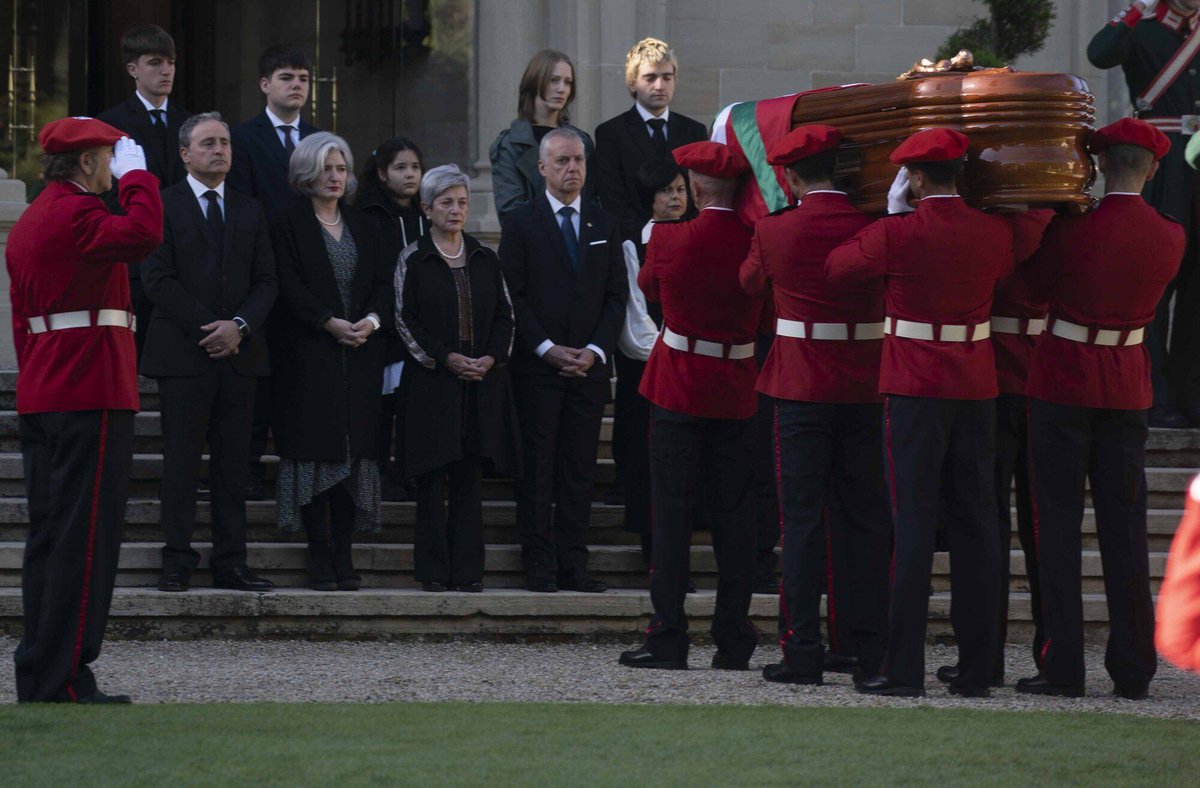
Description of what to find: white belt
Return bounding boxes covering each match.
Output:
[27,309,136,335]
[662,327,755,360]
[990,316,1046,336]
[776,318,885,341]
[883,316,990,342]
[1142,116,1200,135]
[1049,318,1144,347]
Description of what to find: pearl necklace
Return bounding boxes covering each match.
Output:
[432,234,465,259]
[315,208,341,226]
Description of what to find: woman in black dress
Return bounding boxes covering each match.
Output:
[270,132,392,591]
[395,164,520,592]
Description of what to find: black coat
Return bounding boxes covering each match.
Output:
[228,111,321,224]
[594,106,708,241]
[269,201,392,462]
[360,197,428,366]
[140,180,278,378]
[98,94,192,188]
[396,234,520,478]
[498,195,628,381]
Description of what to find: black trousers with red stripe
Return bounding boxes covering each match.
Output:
[994,393,1042,678]
[15,409,134,702]
[775,400,890,677]
[1027,398,1157,691]
[882,395,1000,689]
[643,406,759,663]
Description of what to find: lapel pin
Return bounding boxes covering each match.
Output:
[587,222,593,228]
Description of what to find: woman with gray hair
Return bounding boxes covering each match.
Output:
[269,131,393,591]
[396,164,520,592]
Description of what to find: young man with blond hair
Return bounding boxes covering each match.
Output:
[595,37,708,242]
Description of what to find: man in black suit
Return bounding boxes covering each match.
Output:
[499,128,628,593]
[141,112,278,593]
[98,24,192,359]
[228,45,321,224]
[594,37,708,242]
[227,45,321,499]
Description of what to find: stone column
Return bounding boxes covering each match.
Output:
[0,168,28,369]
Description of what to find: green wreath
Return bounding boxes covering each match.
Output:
[937,0,1057,67]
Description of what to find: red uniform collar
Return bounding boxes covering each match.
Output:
[1157,2,1196,33]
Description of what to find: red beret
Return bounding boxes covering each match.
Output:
[1088,117,1171,161]
[767,125,841,166]
[889,128,970,166]
[673,141,750,179]
[38,117,125,155]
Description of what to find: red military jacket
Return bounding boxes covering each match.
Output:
[739,191,881,403]
[826,196,1014,400]
[992,210,1055,395]
[1024,193,1183,410]
[6,170,163,414]
[638,208,761,419]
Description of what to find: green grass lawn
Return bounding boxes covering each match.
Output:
[0,702,1194,786]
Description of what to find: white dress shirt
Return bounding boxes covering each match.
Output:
[536,190,606,364]
[135,91,169,115]
[635,102,670,141]
[265,105,301,150]
[187,174,225,218]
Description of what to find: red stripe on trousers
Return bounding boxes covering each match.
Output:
[68,409,107,701]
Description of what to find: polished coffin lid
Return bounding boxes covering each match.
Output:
[790,68,1097,214]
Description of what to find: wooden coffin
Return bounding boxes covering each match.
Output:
[792,68,1096,214]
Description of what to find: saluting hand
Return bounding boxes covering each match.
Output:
[887,167,915,215]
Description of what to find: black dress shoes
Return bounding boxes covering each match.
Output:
[936,664,959,684]
[560,576,607,593]
[618,647,688,670]
[1014,674,1084,698]
[77,690,133,704]
[422,581,448,593]
[823,652,859,675]
[1112,683,1149,701]
[1149,404,1190,429]
[158,567,190,593]
[853,674,925,697]
[526,578,557,593]
[947,683,991,698]
[711,652,750,671]
[337,576,362,591]
[762,662,823,685]
[213,567,275,592]
[457,582,484,593]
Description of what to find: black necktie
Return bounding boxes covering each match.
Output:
[277,125,296,158]
[150,108,168,150]
[558,206,579,271]
[204,190,224,264]
[647,118,667,157]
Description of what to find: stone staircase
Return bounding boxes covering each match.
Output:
[0,372,1191,641]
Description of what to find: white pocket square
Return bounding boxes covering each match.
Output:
[589,240,607,246]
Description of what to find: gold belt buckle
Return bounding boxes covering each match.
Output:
[1182,115,1200,135]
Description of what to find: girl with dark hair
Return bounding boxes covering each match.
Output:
[488,49,595,218]
[356,136,429,501]
[613,158,688,560]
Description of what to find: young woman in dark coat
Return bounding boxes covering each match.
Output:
[270,132,393,591]
[355,137,428,500]
[396,164,520,592]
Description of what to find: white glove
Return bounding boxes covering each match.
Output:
[110,137,147,179]
[1134,1,1157,14]
[887,167,914,214]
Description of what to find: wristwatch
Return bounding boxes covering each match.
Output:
[233,316,250,339]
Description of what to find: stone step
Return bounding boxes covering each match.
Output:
[0,453,618,499]
[0,586,1118,641]
[0,542,1167,595]
[0,499,1183,551]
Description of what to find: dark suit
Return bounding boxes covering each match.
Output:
[228,111,321,224]
[228,110,321,486]
[594,106,708,241]
[98,95,193,359]
[140,179,278,575]
[499,195,628,586]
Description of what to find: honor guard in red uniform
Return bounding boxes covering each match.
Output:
[6,118,162,702]
[618,141,763,670]
[827,128,1015,697]
[1018,119,1184,699]
[738,125,890,685]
